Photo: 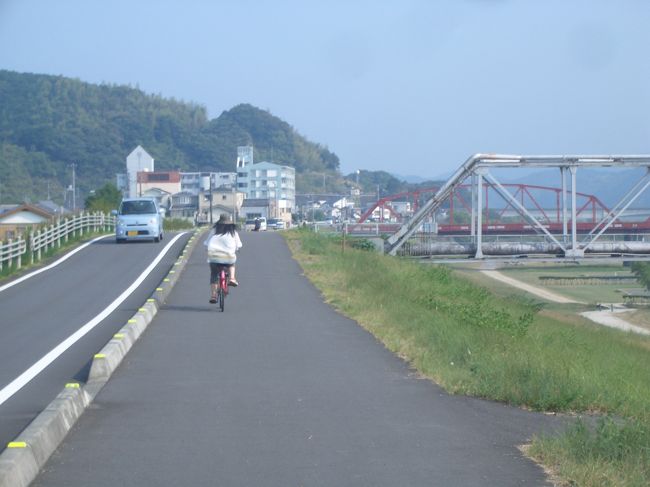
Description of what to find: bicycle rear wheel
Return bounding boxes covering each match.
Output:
[218,287,225,311]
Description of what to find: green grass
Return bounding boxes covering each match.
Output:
[500,265,639,304]
[529,418,650,487]
[164,218,196,231]
[286,230,650,486]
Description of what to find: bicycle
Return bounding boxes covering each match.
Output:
[215,264,229,312]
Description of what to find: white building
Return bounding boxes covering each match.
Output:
[126,146,155,198]
[236,146,295,221]
[181,172,237,195]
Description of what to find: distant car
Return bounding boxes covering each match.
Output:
[267,218,286,230]
[113,197,164,243]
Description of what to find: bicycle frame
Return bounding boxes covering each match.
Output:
[218,267,229,311]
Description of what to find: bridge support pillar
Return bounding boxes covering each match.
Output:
[570,166,579,256]
[474,169,485,259]
[561,166,568,242]
[565,248,585,259]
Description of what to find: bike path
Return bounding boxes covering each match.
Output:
[34,232,565,486]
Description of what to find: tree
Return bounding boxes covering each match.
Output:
[631,263,650,290]
[85,183,122,213]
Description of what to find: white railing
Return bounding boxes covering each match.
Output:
[0,237,27,271]
[30,212,115,263]
[0,212,115,271]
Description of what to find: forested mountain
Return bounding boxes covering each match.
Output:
[0,70,340,204]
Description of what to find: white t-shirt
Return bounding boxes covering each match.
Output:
[205,231,242,264]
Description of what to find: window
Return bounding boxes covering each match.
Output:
[147,173,171,182]
[120,200,156,214]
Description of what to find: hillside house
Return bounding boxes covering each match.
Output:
[0,204,56,241]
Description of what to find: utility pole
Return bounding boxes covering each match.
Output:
[209,175,213,225]
[70,163,77,212]
[232,185,237,222]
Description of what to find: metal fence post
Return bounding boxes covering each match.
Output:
[16,240,21,269]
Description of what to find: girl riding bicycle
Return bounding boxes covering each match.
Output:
[205,214,242,303]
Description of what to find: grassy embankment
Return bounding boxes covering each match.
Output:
[285,229,650,487]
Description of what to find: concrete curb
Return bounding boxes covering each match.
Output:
[0,229,206,487]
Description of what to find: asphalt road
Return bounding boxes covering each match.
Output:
[0,232,191,449]
[33,231,565,486]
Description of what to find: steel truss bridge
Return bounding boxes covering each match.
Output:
[369,154,650,258]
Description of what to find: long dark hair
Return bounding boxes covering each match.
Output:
[214,222,236,237]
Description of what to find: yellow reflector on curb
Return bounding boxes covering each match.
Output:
[7,442,27,448]
[156,287,163,291]
[128,319,137,324]
[94,354,106,359]
[138,308,146,312]
[65,383,80,389]
[169,270,175,274]
[163,278,170,282]
[147,299,155,302]
[114,333,125,339]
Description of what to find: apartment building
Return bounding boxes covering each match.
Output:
[236,146,295,221]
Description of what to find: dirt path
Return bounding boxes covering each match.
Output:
[580,309,650,335]
[480,270,581,304]
[481,270,650,336]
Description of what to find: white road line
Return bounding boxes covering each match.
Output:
[0,232,187,406]
[0,235,111,293]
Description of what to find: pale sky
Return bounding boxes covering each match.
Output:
[1,0,649,179]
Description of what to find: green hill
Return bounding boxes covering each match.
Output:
[0,70,340,204]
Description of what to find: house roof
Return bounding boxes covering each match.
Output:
[0,203,55,222]
[0,204,18,216]
[36,200,68,215]
[128,145,152,159]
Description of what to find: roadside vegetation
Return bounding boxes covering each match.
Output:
[163,218,196,231]
[285,229,650,487]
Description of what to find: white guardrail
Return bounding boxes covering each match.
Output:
[0,212,115,271]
